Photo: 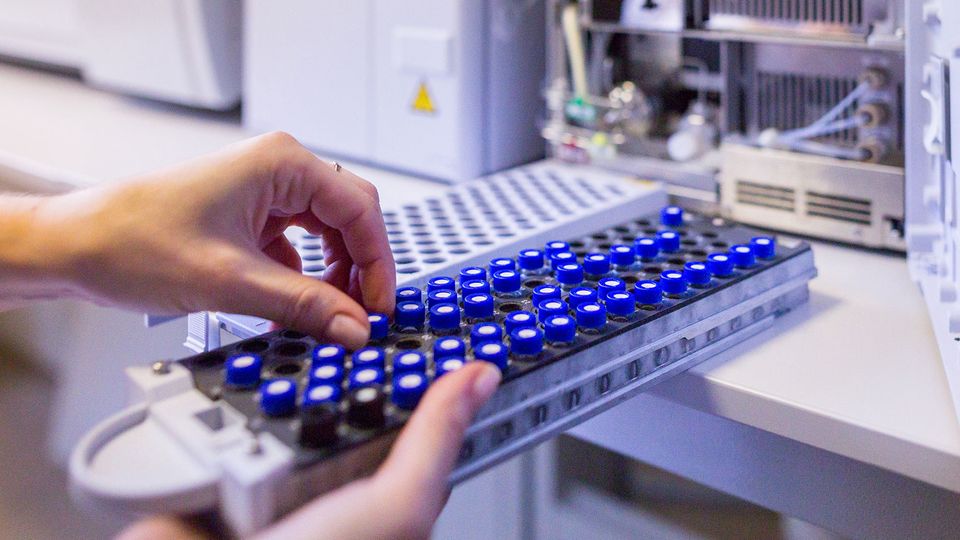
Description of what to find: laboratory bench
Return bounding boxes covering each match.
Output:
[0,61,958,538]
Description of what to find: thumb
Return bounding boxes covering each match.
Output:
[222,256,372,349]
[373,362,502,520]
[255,362,502,540]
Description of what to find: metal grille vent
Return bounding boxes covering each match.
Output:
[756,72,861,146]
[707,0,864,27]
[736,180,796,211]
[806,191,871,224]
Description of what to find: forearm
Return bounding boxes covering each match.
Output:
[0,193,77,309]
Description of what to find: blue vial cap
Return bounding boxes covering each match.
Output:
[312,344,345,366]
[657,231,681,253]
[606,291,636,317]
[660,270,688,295]
[474,341,509,371]
[545,240,570,256]
[597,277,626,300]
[427,276,456,293]
[463,293,494,320]
[634,280,663,304]
[492,269,521,293]
[470,323,503,348]
[583,253,610,276]
[537,298,568,323]
[577,302,607,328]
[349,367,385,389]
[427,289,458,307]
[489,257,516,273]
[392,351,427,373]
[303,384,342,407]
[459,266,486,284]
[661,205,684,227]
[395,301,425,330]
[429,303,461,331]
[309,363,344,386]
[518,249,545,271]
[434,336,466,359]
[729,244,756,268]
[567,287,598,309]
[707,253,735,277]
[461,279,491,295]
[549,251,578,270]
[750,236,776,259]
[225,354,262,388]
[683,261,711,286]
[532,284,562,306]
[575,302,607,329]
[368,313,389,340]
[396,286,422,305]
[510,327,544,357]
[352,347,386,369]
[544,315,576,344]
[505,310,537,334]
[391,372,429,410]
[634,237,659,259]
[435,357,465,378]
[609,244,636,267]
[556,263,584,286]
[259,378,297,417]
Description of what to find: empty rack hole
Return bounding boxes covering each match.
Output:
[273,362,302,376]
[499,302,523,313]
[239,339,270,353]
[396,338,422,350]
[190,351,226,368]
[279,330,307,340]
[274,342,308,357]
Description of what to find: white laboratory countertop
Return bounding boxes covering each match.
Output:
[2,62,959,492]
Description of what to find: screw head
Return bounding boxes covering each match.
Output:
[151,360,171,375]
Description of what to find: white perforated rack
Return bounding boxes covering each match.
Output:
[905,2,960,419]
[185,160,666,351]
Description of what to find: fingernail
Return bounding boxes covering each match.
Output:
[328,314,369,348]
[472,364,502,402]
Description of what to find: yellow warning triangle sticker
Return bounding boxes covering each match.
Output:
[412,81,436,114]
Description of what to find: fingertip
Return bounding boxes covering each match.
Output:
[326,313,370,350]
[471,362,502,405]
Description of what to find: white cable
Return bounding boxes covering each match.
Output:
[787,140,867,161]
[806,81,870,130]
[562,3,589,99]
[779,114,867,143]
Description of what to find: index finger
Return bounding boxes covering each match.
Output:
[250,134,396,314]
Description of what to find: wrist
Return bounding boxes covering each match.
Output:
[0,193,82,303]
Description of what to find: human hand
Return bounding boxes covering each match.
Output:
[30,132,394,348]
[118,361,503,540]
